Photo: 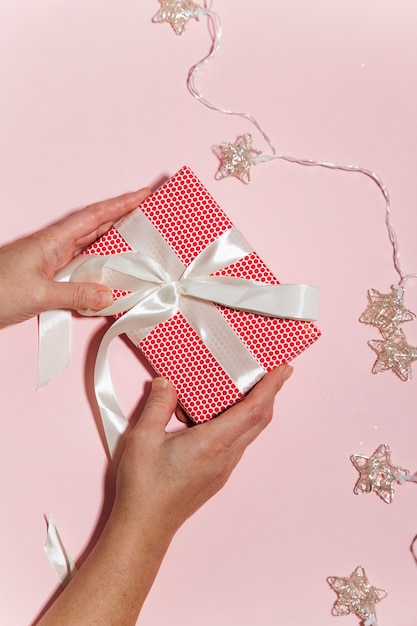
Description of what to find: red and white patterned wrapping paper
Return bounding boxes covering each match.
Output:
[82,166,321,423]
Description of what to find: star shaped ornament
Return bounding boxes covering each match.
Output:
[328,566,386,625]
[351,444,410,503]
[368,328,417,381]
[152,0,203,35]
[359,287,415,336]
[215,133,262,184]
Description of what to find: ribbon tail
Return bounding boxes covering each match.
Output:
[37,255,94,388]
[44,514,76,587]
[93,289,177,457]
[38,310,72,388]
[94,321,131,458]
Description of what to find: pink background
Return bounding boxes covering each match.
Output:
[1,1,417,624]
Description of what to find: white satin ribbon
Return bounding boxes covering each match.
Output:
[39,210,319,456]
[44,514,76,587]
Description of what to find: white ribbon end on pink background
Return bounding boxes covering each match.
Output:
[44,514,76,587]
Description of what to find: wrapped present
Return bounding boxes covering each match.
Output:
[39,166,320,455]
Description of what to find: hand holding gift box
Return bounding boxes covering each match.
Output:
[39,166,320,455]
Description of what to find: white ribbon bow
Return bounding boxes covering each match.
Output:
[39,210,319,456]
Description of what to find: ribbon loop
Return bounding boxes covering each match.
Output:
[180,276,319,320]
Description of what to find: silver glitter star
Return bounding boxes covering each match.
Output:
[368,328,417,381]
[215,133,262,184]
[328,566,386,625]
[359,287,415,336]
[152,0,203,35]
[351,444,410,503]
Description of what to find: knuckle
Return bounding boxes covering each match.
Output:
[246,399,272,430]
[71,283,89,310]
[200,435,226,458]
[146,392,168,411]
[35,230,60,266]
[29,281,50,312]
[145,386,174,413]
[192,434,226,468]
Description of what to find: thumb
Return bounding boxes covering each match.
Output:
[137,378,178,432]
[43,280,113,312]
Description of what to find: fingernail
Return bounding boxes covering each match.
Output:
[280,364,294,381]
[93,289,113,309]
[152,377,169,390]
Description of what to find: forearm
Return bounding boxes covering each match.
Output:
[37,506,174,626]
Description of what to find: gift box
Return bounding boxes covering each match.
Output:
[79,166,320,426]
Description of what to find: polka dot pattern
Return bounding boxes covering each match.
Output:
[82,166,320,422]
[214,252,320,369]
[138,165,233,266]
[214,252,280,284]
[83,228,133,256]
[140,312,242,422]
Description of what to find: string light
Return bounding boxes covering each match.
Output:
[368,329,417,381]
[214,133,261,184]
[328,566,387,626]
[351,444,417,504]
[151,0,417,379]
[151,0,205,35]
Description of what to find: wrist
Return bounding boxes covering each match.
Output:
[107,497,177,554]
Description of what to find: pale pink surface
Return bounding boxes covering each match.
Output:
[1,1,417,624]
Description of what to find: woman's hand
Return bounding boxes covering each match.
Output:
[114,365,294,536]
[0,188,150,328]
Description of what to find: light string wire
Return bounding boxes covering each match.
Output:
[255,153,417,290]
[186,6,277,155]
[181,2,417,290]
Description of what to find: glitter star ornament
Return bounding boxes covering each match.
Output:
[351,444,410,503]
[368,328,417,381]
[359,287,415,336]
[152,0,204,35]
[215,133,262,184]
[328,566,387,625]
